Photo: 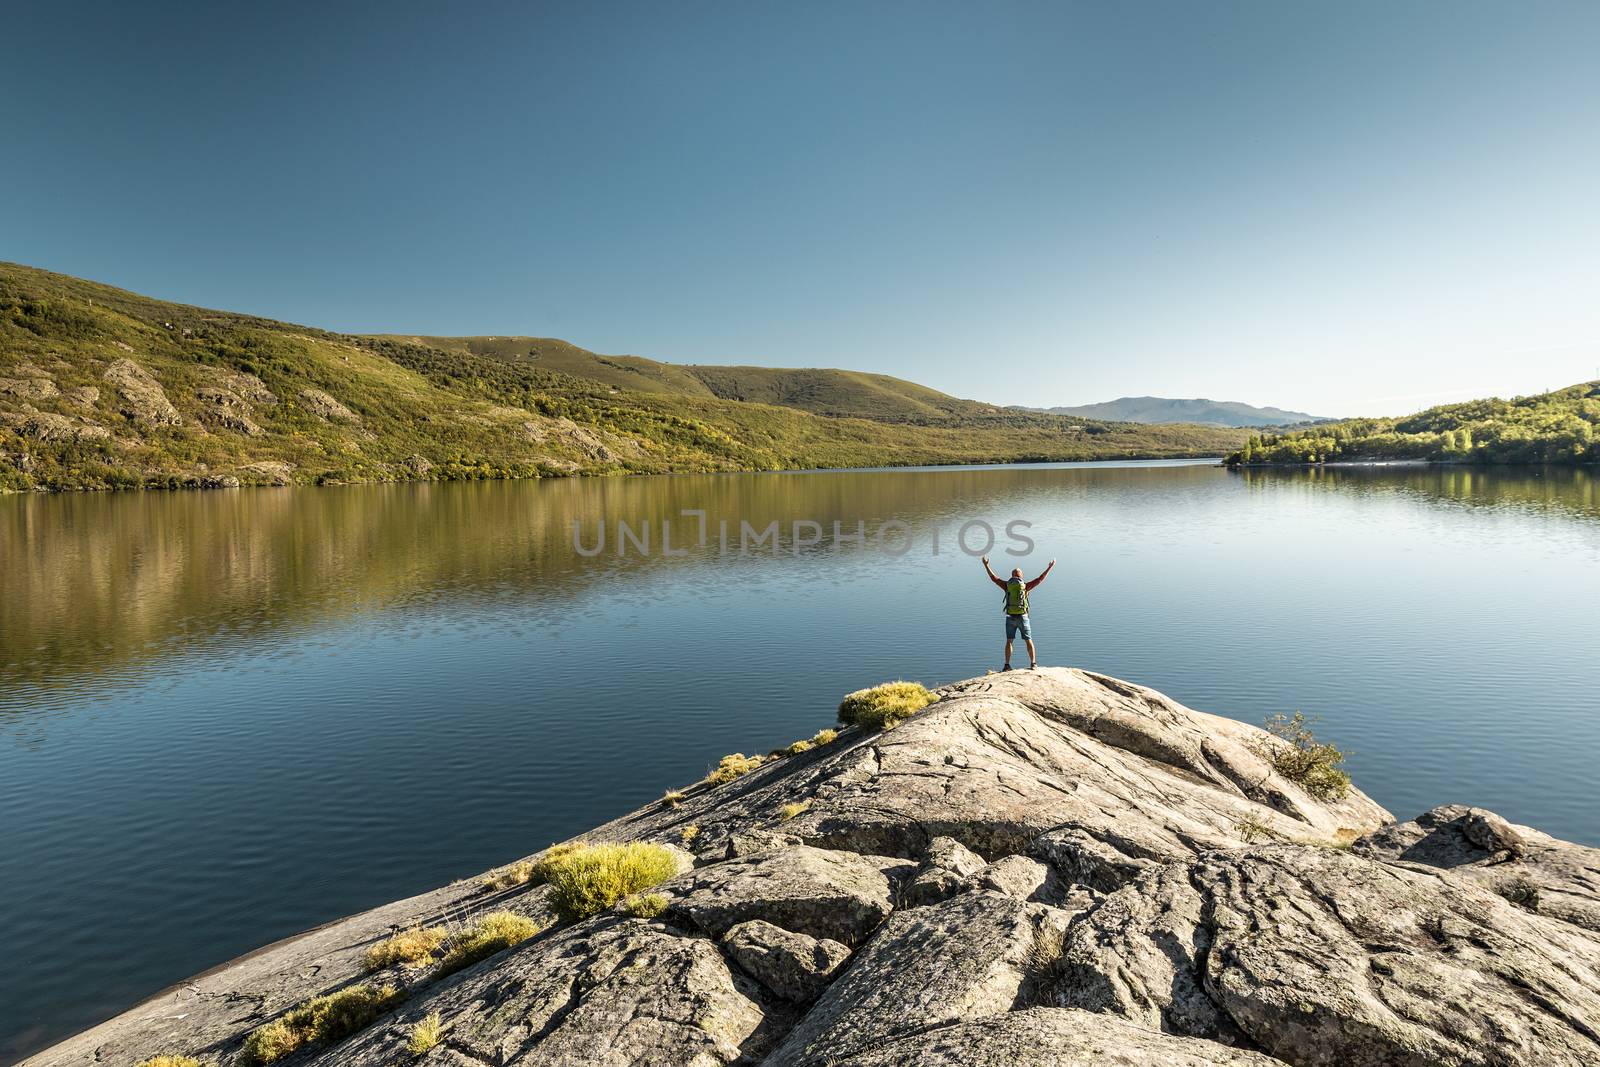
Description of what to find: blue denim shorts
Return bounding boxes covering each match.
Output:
[1005,613,1032,640]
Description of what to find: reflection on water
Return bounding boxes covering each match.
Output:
[2,461,1598,1060]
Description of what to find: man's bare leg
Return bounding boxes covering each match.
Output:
[1025,639,1038,668]
[1003,638,1014,669]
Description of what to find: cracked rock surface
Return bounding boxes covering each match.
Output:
[24,668,1600,1067]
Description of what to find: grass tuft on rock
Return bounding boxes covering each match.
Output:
[437,912,542,977]
[241,983,404,1064]
[662,789,685,808]
[621,891,670,918]
[362,926,448,972]
[838,681,937,731]
[778,800,812,821]
[707,753,765,785]
[406,1012,445,1056]
[1256,712,1351,801]
[482,860,536,891]
[810,728,838,745]
[538,842,681,921]
[1234,813,1277,844]
[137,1058,205,1067]
[680,824,701,844]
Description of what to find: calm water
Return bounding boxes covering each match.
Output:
[3,460,1599,1061]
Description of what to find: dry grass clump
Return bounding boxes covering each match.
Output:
[437,912,542,977]
[810,728,838,745]
[1255,712,1351,801]
[137,1058,205,1067]
[481,860,536,891]
[680,824,701,844]
[241,983,404,1064]
[621,891,670,918]
[837,681,936,731]
[663,789,685,808]
[707,752,766,785]
[362,926,448,972]
[406,1011,445,1056]
[777,800,812,821]
[538,842,681,921]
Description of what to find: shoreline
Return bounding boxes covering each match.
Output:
[0,451,1230,496]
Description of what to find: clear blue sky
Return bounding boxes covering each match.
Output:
[7,1,1599,416]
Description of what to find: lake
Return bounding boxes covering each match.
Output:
[3,459,1599,1061]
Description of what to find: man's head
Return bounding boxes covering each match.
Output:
[1011,567,1024,579]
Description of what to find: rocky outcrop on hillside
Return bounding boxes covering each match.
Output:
[24,669,1600,1067]
[104,358,183,427]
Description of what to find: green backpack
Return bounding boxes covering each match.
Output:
[1004,577,1029,615]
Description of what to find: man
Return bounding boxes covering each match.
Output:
[981,555,1055,670]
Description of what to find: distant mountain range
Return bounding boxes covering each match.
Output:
[1044,396,1328,427]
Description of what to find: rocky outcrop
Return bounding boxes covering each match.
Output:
[195,386,264,436]
[721,920,850,1002]
[1354,803,1600,933]
[297,387,360,423]
[0,405,111,443]
[103,358,182,426]
[1051,844,1600,1066]
[0,374,60,400]
[767,889,1067,1066]
[22,669,1600,1067]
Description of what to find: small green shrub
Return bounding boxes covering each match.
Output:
[783,739,814,756]
[241,983,404,1064]
[1256,712,1351,801]
[363,926,448,971]
[437,912,542,976]
[1234,814,1276,844]
[778,800,812,821]
[811,728,838,745]
[838,681,936,731]
[406,1012,445,1056]
[621,891,669,918]
[707,753,765,785]
[539,842,681,921]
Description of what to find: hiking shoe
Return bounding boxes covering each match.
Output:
[1002,663,1012,671]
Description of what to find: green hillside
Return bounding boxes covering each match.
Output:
[0,262,1246,492]
[379,334,996,420]
[1226,383,1600,466]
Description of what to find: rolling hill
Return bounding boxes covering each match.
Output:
[1226,383,1600,465]
[375,335,997,421]
[0,262,1247,492]
[1047,396,1326,427]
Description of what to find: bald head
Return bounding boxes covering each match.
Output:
[1011,568,1023,578]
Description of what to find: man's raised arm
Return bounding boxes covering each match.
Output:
[980,556,1005,588]
[1026,559,1056,590]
